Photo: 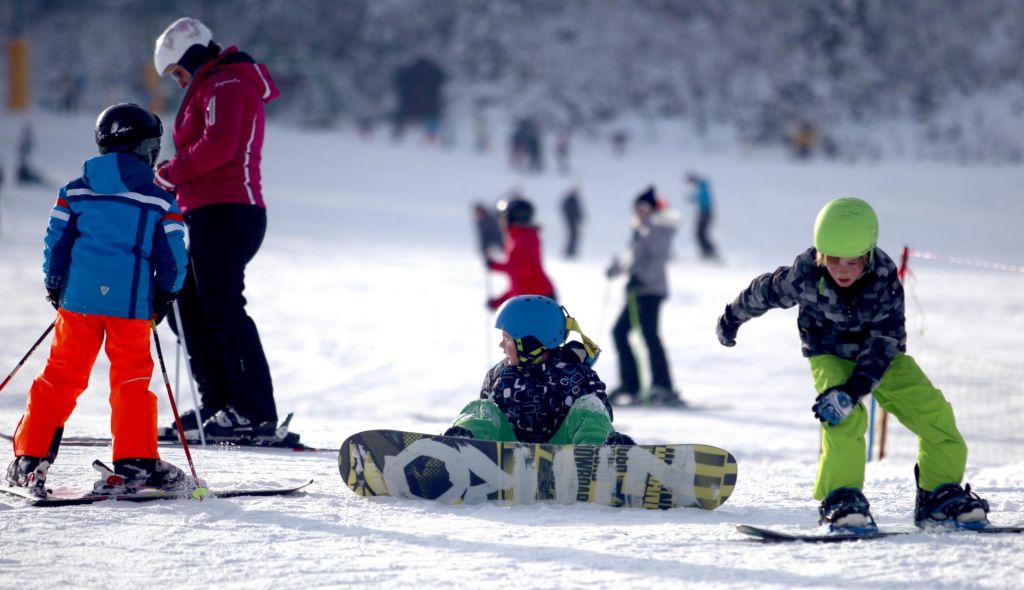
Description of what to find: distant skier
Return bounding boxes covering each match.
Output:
[606,186,685,407]
[5,103,189,497]
[444,295,635,446]
[485,196,556,310]
[471,201,504,260]
[685,172,719,261]
[715,197,990,532]
[560,185,584,259]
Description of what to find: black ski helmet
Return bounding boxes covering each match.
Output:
[95,103,163,167]
[497,197,535,225]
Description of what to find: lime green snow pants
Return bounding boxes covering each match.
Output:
[449,395,614,445]
[810,353,967,500]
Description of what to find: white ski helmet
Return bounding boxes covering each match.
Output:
[154,17,213,76]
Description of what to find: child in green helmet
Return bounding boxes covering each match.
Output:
[444,295,635,446]
[715,197,989,533]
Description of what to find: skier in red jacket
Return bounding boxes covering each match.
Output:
[152,17,284,443]
[486,197,557,310]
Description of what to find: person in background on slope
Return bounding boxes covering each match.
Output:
[685,171,719,261]
[444,295,635,446]
[560,184,584,259]
[152,17,284,442]
[5,104,189,497]
[471,201,504,260]
[715,197,990,533]
[485,195,557,310]
[607,186,685,408]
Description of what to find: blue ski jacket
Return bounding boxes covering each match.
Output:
[44,152,188,320]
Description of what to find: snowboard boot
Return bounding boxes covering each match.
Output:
[6,456,51,498]
[202,407,277,442]
[442,426,474,439]
[818,487,878,534]
[92,458,190,495]
[914,465,990,529]
[645,386,687,408]
[603,431,637,446]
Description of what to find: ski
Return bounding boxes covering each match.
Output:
[0,478,314,507]
[0,431,329,453]
[1,411,330,452]
[737,523,1024,543]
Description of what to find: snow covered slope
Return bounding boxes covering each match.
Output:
[0,113,1021,589]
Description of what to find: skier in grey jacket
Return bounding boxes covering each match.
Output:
[606,186,685,406]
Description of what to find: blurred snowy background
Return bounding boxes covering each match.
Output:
[3,0,1024,162]
[1,3,1023,588]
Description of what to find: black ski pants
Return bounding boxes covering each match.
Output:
[171,203,277,423]
[612,292,673,392]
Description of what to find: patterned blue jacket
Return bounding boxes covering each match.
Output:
[44,153,188,320]
[479,341,612,443]
[724,247,906,396]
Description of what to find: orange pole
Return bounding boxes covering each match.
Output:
[8,37,30,110]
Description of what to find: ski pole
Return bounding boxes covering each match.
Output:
[484,270,493,368]
[0,320,56,395]
[171,301,205,445]
[152,321,208,499]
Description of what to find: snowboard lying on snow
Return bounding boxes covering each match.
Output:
[338,429,737,510]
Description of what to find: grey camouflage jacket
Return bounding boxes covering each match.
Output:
[724,247,906,396]
[625,210,679,297]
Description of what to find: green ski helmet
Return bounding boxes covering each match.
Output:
[813,197,879,257]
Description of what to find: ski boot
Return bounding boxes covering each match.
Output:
[645,386,687,408]
[92,458,190,495]
[914,465,990,529]
[818,487,878,534]
[159,404,222,440]
[6,456,51,499]
[607,386,639,407]
[202,407,277,443]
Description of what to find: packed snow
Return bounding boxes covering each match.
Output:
[1,112,1022,589]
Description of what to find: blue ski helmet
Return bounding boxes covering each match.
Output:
[494,295,567,363]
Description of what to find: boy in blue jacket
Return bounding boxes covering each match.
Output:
[5,104,189,497]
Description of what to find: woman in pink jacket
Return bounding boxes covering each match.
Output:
[152,17,283,443]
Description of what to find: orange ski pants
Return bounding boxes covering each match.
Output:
[13,310,160,462]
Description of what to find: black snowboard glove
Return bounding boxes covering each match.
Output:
[152,289,177,325]
[443,426,474,439]
[716,306,741,347]
[603,431,636,446]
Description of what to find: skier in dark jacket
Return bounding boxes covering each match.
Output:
[560,186,584,258]
[444,296,633,445]
[152,17,283,442]
[472,201,504,260]
[716,197,989,533]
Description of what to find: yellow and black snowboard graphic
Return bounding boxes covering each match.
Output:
[339,429,737,510]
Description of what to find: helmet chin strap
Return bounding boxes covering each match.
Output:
[563,310,601,366]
